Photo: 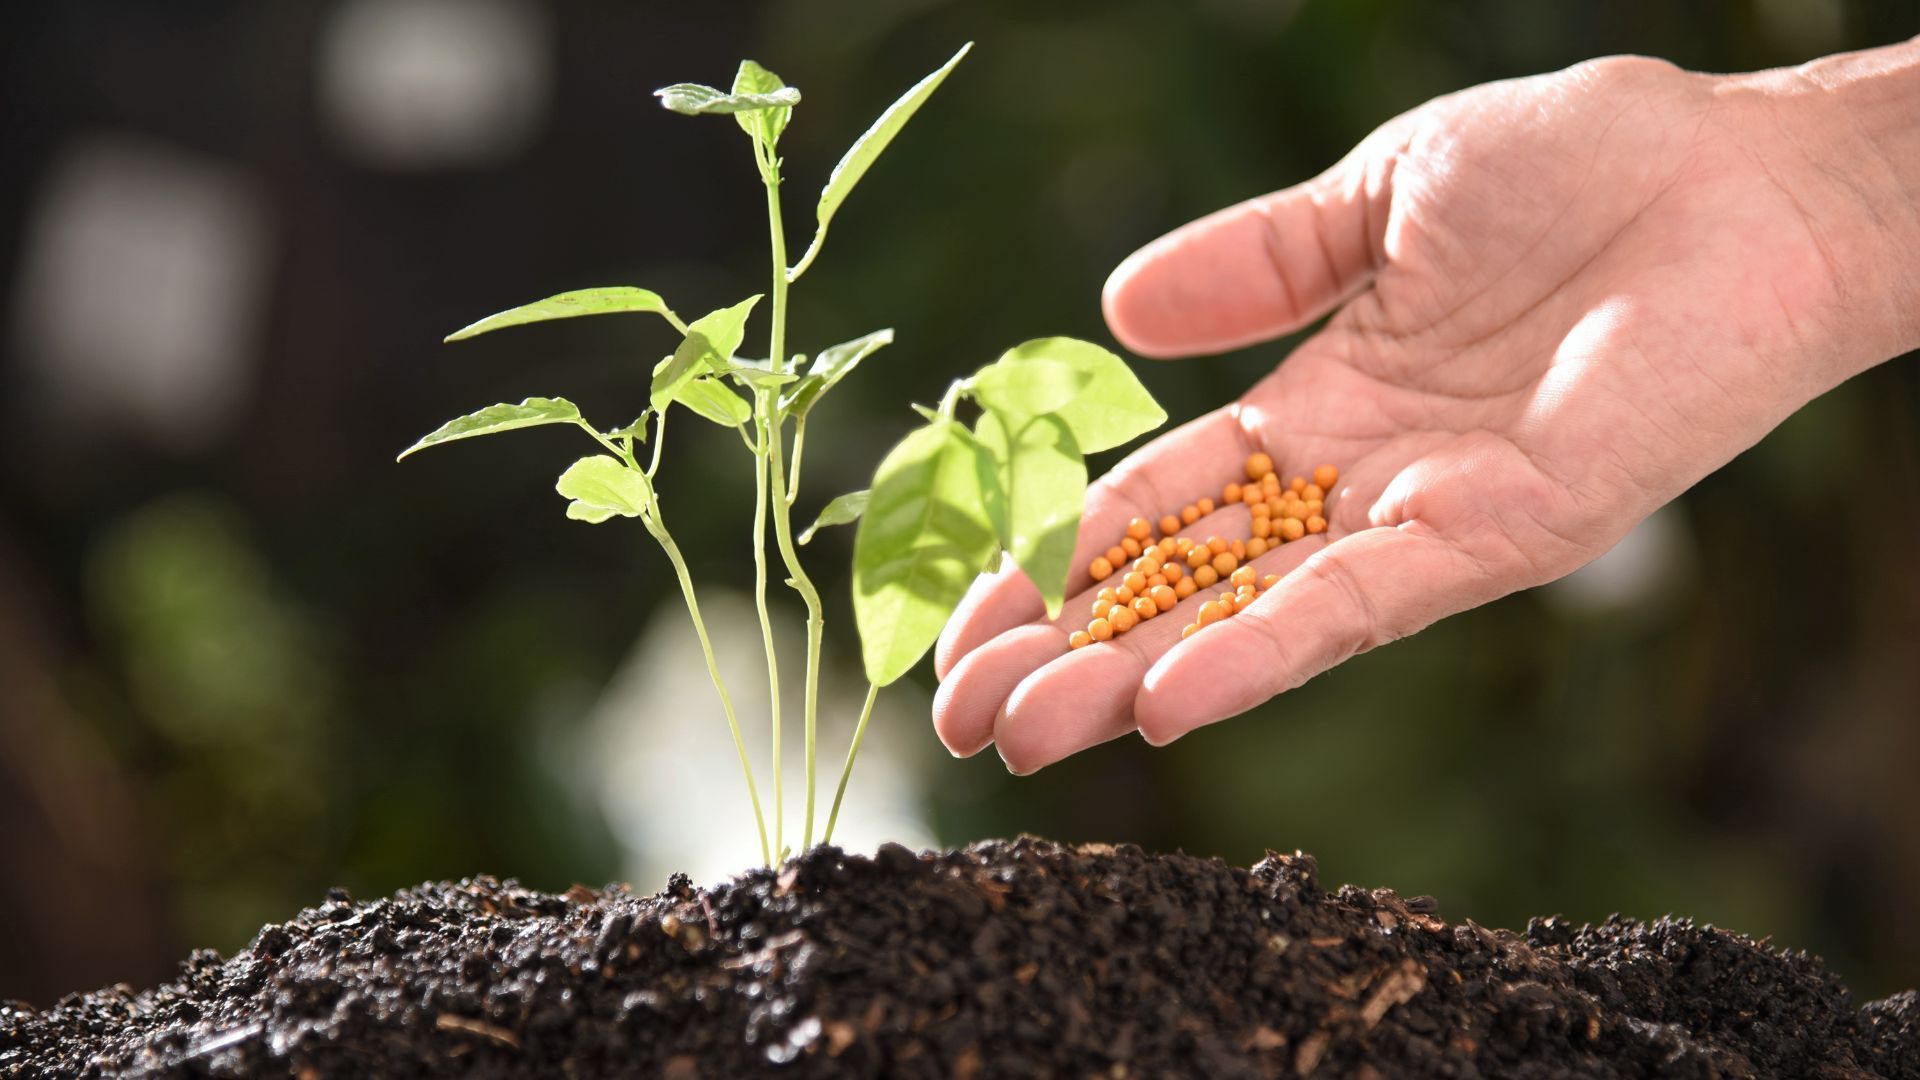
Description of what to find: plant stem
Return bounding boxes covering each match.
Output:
[760,142,827,851]
[579,418,771,864]
[767,441,824,850]
[785,416,807,507]
[650,521,771,866]
[748,404,783,861]
[822,683,879,846]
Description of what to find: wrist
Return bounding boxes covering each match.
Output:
[1745,38,1920,371]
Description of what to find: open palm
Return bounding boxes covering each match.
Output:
[932,55,1911,772]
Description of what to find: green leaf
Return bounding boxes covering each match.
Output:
[444,288,676,342]
[724,358,800,388]
[853,420,1001,686]
[555,455,648,519]
[397,397,581,461]
[799,489,870,545]
[731,60,793,146]
[988,337,1166,453]
[655,82,801,116]
[974,410,1085,618]
[779,329,893,416]
[650,296,761,411]
[803,44,969,265]
[607,413,649,442]
[967,356,1090,419]
[673,377,753,426]
[566,501,619,524]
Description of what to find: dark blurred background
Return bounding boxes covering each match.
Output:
[4,0,1918,1007]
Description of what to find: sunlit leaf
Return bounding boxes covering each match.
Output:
[799,44,969,270]
[655,82,801,116]
[968,356,1089,419]
[853,420,1001,686]
[650,295,761,412]
[397,397,580,461]
[673,377,753,426]
[607,413,649,442]
[731,60,793,146]
[555,455,647,519]
[975,410,1085,617]
[987,337,1165,453]
[566,501,619,524]
[725,358,800,388]
[799,489,869,545]
[780,329,893,416]
[444,288,675,342]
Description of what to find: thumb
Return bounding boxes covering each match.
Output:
[1102,138,1397,359]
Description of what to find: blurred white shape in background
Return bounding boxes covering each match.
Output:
[318,0,551,170]
[578,591,936,888]
[1542,503,1696,619]
[9,135,270,453]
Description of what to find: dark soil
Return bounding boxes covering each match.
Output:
[4,839,1915,1078]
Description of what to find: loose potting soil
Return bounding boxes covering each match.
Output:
[4,838,1915,1078]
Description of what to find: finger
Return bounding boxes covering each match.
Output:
[932,625,1066,758]
[994,526,1329,774]
[1102,140,1394,359]
[1135,521,1496,745]
[933,406,1258,679]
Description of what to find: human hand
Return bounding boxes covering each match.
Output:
[934,47,1920,772]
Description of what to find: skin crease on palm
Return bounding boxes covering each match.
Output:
[932,41,1920,774]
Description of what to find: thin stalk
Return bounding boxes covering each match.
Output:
[785,416,808,507]
[822,683,879,846]
[760,141,827,849]
[579,419,770,864]
[647,517,771,866]
[747,403,783,861]
[647,411,668,478]
[766,424,824,849]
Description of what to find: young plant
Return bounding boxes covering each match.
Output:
[401,45,1165,864]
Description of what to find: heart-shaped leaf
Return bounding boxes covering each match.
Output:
[555,455,648,520]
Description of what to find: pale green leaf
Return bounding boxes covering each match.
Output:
[724,358,800,388]
[566,501,619,524]
[975,410,1085,618]
[650,295,761,411]
[731,60,792,146]
[673,377,752,426]
[989,337,1166,453]
[967,356,1089,419]
[780,329,893,416]
[607,413,649,442]
[444,288,675,342]
[804,44,969,264]
[655,82,800,116]
[397,397,580,461]
[799,489,869,545]
[853,420,1001,686]
[555,455,647,518]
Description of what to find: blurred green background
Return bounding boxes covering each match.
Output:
[3,0,1917,1007]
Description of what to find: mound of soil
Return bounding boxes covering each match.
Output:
[4,838,1915,1078]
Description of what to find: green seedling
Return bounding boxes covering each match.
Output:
[401,45,1165,864]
